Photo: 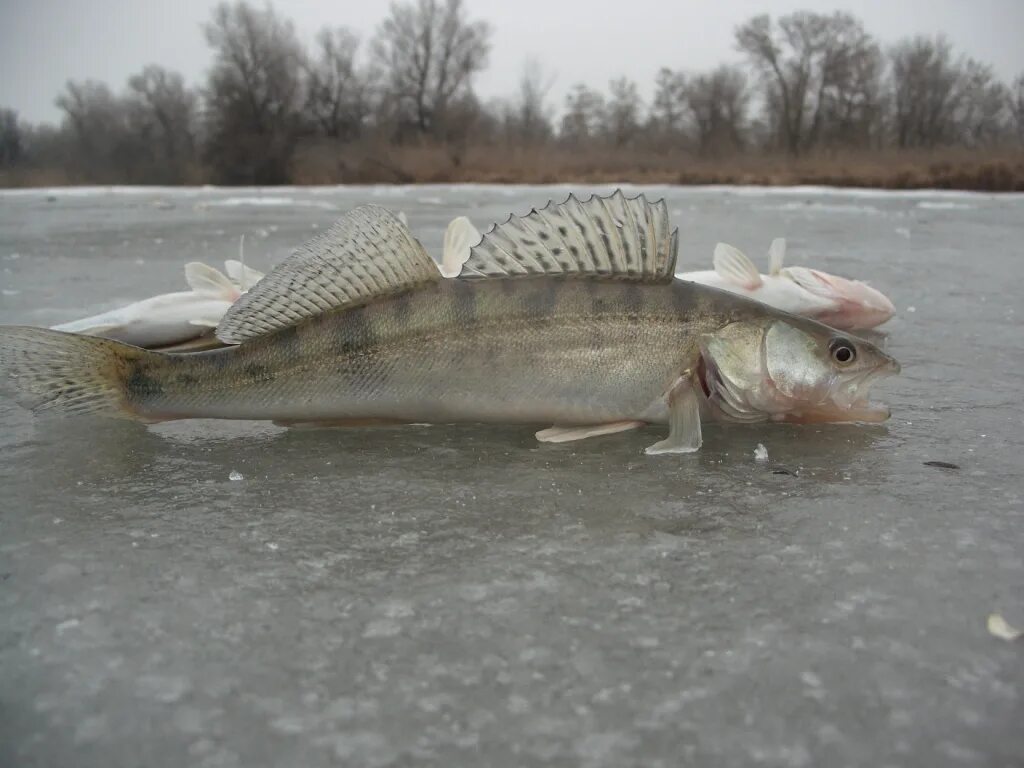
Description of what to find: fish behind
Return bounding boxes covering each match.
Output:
[50,258,266,349]
[0,191,900,454]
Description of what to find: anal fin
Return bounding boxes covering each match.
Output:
[536,420,644,443]
[273,417,407,429]
[645,375,702,455]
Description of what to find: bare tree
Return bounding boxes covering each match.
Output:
[202,1,306,183]
[125,65,198,181]
[0,109,23,168]
[1013,73,1024,146]
[954,59,1010,147]
[685,65,748,154]
[372,0,491,139]
[818,38,884,148]
[304,27,368,140]
[604,77,642,147]
[560,83,605,143]
[649,68,687,144]
[56,80,141,180]
[889,36,963,148]
[503,58,554,145]
[736,11,880,154]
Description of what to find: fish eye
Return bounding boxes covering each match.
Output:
[829,338,857,366]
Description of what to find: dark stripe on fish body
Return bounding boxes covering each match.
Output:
[126,365,164,399]
[243,363,271,382]
[390,290,413,327]
[672,282,693,315]
[582,280,607,318]
[274,324,302,361]
[451,281,478,326]
[523,280,559,317]
[622,282,643,319]
[333,310,375,357]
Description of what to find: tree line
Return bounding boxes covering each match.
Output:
[1,0,1022,186]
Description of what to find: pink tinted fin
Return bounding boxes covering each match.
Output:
[536,421,644,443]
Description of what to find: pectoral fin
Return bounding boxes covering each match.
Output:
[536,420,644,443]
[645,375,702,455]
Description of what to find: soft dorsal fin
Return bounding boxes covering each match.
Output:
[441,217,481,277]
[458,190,677,282]
[768,238,786,276]
[216,205,439,344]
[184,262,238,299]
[713,243,762,290]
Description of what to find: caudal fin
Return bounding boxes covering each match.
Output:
[0,326,147,418]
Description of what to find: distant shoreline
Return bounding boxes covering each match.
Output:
[3,146,1023,193]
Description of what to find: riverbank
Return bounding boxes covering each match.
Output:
[3,145,1023,191]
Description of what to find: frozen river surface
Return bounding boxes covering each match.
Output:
[0,184,1022,767]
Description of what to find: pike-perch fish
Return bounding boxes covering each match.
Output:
[0,191,900,454]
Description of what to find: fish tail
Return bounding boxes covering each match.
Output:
[0,326,156,419]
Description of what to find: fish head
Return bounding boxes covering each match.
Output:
[780,267,896,330]
[698,317,900,424]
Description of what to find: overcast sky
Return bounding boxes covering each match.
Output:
[2,0,1023,124]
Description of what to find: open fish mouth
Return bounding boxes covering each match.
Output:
[777,359,900,424]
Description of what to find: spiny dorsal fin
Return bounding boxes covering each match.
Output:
[713,243,762,290]
[441,217,481,277]
[768,238,786,276]
[216,205,439,344]
[458,190,677,282]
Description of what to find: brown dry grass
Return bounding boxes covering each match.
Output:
[293,142,1024,190]
[4,143,1024,190]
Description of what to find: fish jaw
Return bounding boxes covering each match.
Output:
[771,363,899,424]
[769,348,900,424]
[783,268,896,330]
